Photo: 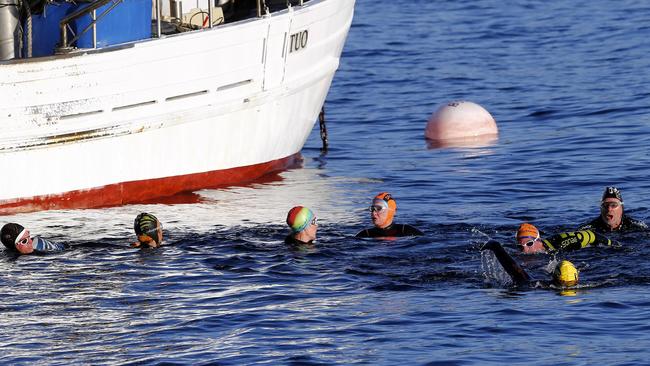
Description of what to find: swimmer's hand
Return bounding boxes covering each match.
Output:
[480,240,501,251]
[131,239,160,248]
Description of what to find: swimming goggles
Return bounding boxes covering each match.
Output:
[601,202,623,210]
[519,235,539,247]
[14,229,31,246]
[369,205,385,213]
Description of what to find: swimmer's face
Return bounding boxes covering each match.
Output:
[600,198,623,230]
[517,236,545,254]
[15,230,33,254]
[370,203,392,229]
[303,217,318,242]
[135,223,163,248]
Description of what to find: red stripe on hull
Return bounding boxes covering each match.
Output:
[0,154,302,215]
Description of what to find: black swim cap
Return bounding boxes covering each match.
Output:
[1,223,24,249]
[134,213,160,243]
[602,186,623,202]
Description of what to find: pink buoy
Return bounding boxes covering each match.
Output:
[425,101,498,147]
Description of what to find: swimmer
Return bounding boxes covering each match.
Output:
[133,212,163,248]
[578,186,647,233]
[516,222,613,254]
[355,192,423,238]
[285,206,318,245]
[0,223,67,255]
[481,240,578,288]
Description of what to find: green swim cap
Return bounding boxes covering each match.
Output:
[134,212,160,244]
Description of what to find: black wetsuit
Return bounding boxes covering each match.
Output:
[541,230,612,252]
[284,235,313,246]
[482,240,531,286]
[577,214,648,233]
[482,241,575,289]
[355,223,423,238]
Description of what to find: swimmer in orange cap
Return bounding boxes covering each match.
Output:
[578,186,647,233]
[355,192,423,238]
[133,212,163,248]
[482,240,579,289]
[1,223,67,255]
[285,206,318,245]
[516,222,613,254]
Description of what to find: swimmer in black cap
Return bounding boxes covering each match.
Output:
[1,223,67,255]
[355,192,423,238]
[133,213,163,248]
[578,186,647,233]
[481,240,578,289]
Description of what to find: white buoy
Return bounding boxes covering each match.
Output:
[425,101,498,144]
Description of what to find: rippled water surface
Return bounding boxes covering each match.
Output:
[4,0,650,364]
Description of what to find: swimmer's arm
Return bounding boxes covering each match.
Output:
[541,238,556,251]
[32,237,67,252]
[631,219,648,231]
[355,229,371,238]
[403,224,424,236]
[481,240,531,285]
[590,231,613,247]
[546,232,589,251]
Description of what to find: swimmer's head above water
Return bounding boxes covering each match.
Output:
[133,213,163,248]
[553,260,579,287]
[286,206,318,244]
[516,223,545,254]
[1,223,33,254]
[600,186,624,230]
[370,192,397,229]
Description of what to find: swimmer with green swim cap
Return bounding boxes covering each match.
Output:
[133,212,163,248]
[285,206,318,245]
[481,240,579,289]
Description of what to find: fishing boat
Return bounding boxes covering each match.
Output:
[0,0,354,214]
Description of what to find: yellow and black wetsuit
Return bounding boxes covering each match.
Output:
[542,230,612,252]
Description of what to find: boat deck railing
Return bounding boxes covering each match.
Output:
[58,0,307,52]
[59,0,123,51]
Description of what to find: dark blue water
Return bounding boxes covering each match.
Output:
[3,0,650,364]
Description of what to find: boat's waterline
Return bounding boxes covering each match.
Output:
[0,153,301,215]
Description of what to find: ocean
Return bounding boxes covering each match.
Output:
[2,0,650,364]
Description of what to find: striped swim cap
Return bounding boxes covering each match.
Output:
[134,212,160,244]
[286,206,315,233]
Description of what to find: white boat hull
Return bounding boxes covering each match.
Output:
[0,0,354,214]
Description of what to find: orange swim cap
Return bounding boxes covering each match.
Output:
[516,223,539,241]
[373,192,397,228]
